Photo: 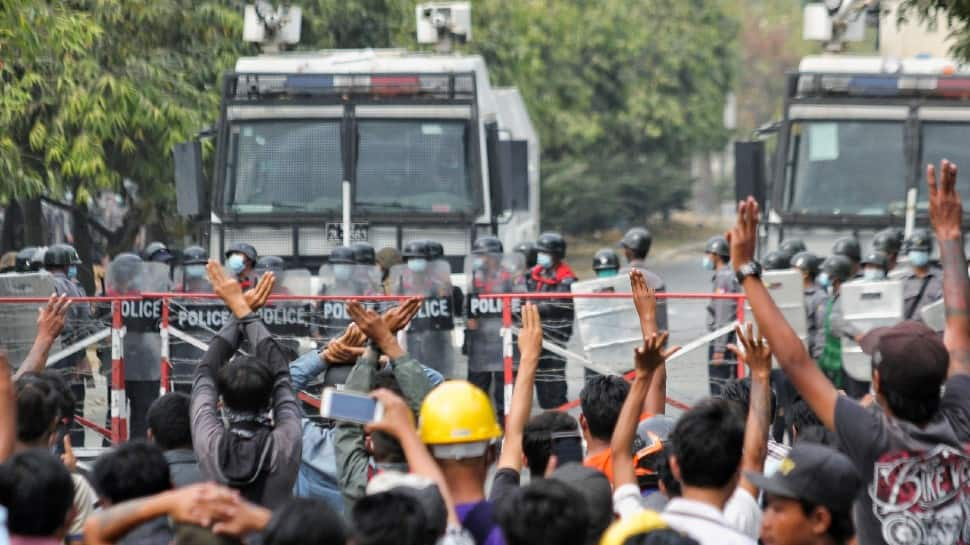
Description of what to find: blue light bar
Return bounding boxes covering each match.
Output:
[847,76,900,96]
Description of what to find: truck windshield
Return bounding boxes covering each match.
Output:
[355,120,476,214]
[919,122,970,208]
[226,120,343,213]
[786,120,905,215]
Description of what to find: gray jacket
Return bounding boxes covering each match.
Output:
[706,266,740,353]
[804,286,828,360]
[622,260,669,334]
[164,449,204,488]
[190,317,302,509]
[903,267,944,320]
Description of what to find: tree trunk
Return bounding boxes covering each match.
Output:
[21,198,44,246]
[71,200,97,295]
[1,201,25,253]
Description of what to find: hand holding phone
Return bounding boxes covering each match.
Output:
[320,388,384,424]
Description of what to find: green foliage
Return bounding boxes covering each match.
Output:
[898,1,970,59]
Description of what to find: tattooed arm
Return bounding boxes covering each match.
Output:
[927,160,970,377]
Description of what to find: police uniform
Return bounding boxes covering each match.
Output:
[804,285,828,360]
[621,259,669,334]
[532,262,576,409]
[902,266,943,322]
[466,261,520,416]
[706,265,739,395]
[825,294,869,398]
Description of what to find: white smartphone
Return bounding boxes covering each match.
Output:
[320,387,384,424]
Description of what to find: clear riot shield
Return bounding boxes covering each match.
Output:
[572,275,641,374]
[0,272,59,368]
[464,254,526,373]
[840,280,904,382]
[389,262,456,378]
[106,260,172,382]
[174,263,213,293]
[259,268,313,340]
[920,298,945,332]
[744,270,807,367]
[314,264,383,342]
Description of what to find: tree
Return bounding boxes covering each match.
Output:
[897,1,970,59]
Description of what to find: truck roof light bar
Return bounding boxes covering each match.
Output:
[795,72,970,100]
[232,72,475,101]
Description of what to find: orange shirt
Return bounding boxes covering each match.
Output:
[584,448,614,483]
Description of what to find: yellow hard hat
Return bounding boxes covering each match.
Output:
[599,510,668,545]
[418,381,503,446]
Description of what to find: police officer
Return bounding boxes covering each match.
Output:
[860,251,889,282]
[514,241,539,272]
[324,247,357,293]
[396,240,454,376]
[29,247,47,272]
[618,227,669,336]
[779,238,807,257]
[763,249,792,271]
[465,236,522,415]
[179,246,210,293]
[531,232,577,409]
[902,228,943,321]
[143,241,175,264]
[225,242,258,289]
[871,227,904,273]
[703,236,739,395]
[352,242,376,266]
[831,237,862,278]
[592,248,620,278]
[791,251,826,360]
[255,255,286,276]
[816,254,867,396]
[44,244,91,445]
[14,246,39,272]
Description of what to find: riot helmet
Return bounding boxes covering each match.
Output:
[704,236,730,259]
[182,245,208,265]
[402,240,433,261]
[143,241,174,263]
[872,228,904,255]
[831,237,861,262]
[514,242,538,269]
[426,240,445,261]
[351,242,376,266]
[472,236,503,255]
[763,250,792,271]
[620,227,652,258]
[791,251,821,278]
[15,246,39,272]
[904,228,934,253]
[329,246,356,265]
[779,239,807,256]
[536,232,566,258]
[224,242,258,263]
[29,247,47,271]
[592,248,620,277]
[44,244,81,268]
[820,255,854,284]
[860,251,889,270]
[108,252,144,292]
[255,255,285,273]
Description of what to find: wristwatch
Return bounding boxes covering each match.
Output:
[735,261,763,284]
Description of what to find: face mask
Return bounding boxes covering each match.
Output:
[536,252,553,268]
[185,264,205,278]
[863,268,885,281]
[817,272,831,288]
[596,269,618,278]
[333,264,353,281]
[473,257,486,270]
[67,265,78,279]
[908,250,930,267]
[226,254,246,275]
[408,258,428,273]
[702,255,715,270]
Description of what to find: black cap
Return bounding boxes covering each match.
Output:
[745,443,862,513]
[859,321,949,401]
[592,248,620,271]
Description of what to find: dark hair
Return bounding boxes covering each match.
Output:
[38,371,75,424]
[496,479,590,545]
[265,498,347,545]
[881,387,940,424]
[217,355,274,413]
[718,378,777,423]
[92,440,171,503]
[0,449,74,536]
[669,398,744,489]
[147,392,193,450]
[15,377,59,442]
[799,500,855,544]
[523,411,580,476]
[657,447,681,498]
[352,490,430,545]
[370,371,406,464]
[788,399,822,435]
[622,529,700,545]
[579,375,630,441]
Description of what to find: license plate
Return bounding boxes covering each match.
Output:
[326,223,369,242]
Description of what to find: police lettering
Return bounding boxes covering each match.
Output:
[175,308,232,329]
[417,298,451,319]
[259,306,308,325]
[121,299,162,320]
[321,302,351,320]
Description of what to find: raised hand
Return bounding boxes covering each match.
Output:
[517,303,542,366]
[633,331,680,380]
[727,322,771,379]
[347,301,402,358]
[383,296,423,333]
[323,339,366,365]
[37,294,71,341]
[61,436,77,473]
[727,196,760,272]
[206,260,251,318]
[365,388,416,438]
[928,159,962,241]
[243,272,275,312]
[630,269,656,321]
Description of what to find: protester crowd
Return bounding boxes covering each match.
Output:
[2,159,969,545]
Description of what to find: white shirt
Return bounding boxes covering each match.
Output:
[723,488,761,540]
[662,497,757,545]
